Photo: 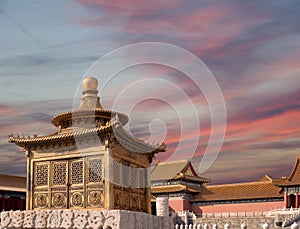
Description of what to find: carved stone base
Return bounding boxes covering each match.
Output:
[0,209,173,229]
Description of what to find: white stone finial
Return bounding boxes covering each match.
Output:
[82,77,98,91]
[79,77,102,110]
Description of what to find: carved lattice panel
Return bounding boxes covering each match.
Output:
[131,167,138,188]
[113,159,121,186]
[122,164,130,187]
[70,160,83,185]
[51,161,67,186]
[87,157,103,183]
[34,163,49,186]
[139,169,145,189]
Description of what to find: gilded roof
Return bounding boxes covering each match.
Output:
[151,160,210,183]
[0,174,26,192]
[51,109,128,127]
[275,156,300,187]
[191,178,283,203]
[9,119,166,154]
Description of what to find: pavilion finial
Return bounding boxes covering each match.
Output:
[79,77,103,110]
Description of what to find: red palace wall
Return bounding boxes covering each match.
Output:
[169,198,191,212]
[191,201,283,214]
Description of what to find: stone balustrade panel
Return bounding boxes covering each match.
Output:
[0,209,173,229]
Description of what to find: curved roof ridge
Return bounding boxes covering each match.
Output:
[156,159,189,165]
[111,118,166,153]
[207,180,274,188]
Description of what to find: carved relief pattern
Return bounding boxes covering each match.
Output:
[35,163,49,186]
[88,191,103,207]
[88,158,103,183]
[52,162,67,186]
[0,209,174,229]
[113,191,121,209]
[71,160,83,184]
[122,192,130,209]
[52,193,66,208]
[71,192,83,207]
[130,194,138,210]
[34,194,48,208]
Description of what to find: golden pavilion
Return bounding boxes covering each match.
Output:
[9,77,166,213]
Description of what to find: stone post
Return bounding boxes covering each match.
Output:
[224,223,230,229]
[156,197,169,217]
[262,222,269,229]
[241,222,247,229]
[291,222,299,229]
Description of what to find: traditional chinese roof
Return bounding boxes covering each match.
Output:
[191,176,283,203]
[0,174,26,192]
[9,77,166,154]
[151,160,210,183]
[275,156,300,187]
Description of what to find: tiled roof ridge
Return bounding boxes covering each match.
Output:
[8,121,113,144]
[206,180,274,188]
[287,156,300,181]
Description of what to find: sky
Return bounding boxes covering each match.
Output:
[0,0,300,184]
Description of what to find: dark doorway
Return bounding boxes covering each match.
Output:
[289,194,296,208]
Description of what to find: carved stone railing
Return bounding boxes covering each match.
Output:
[1,209,173,229]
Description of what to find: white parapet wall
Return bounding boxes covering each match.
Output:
[0,209,173,229]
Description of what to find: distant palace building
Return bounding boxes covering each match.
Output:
[150,157,300,215]
[0,174,26,211]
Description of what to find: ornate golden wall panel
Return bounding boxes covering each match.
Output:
[32,155,104,210]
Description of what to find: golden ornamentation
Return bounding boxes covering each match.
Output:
[35,194,48,208]
[88,158,103,183]
[52,193,65,208]
[52,162,67,186]
[114,191,121,208]
[113,160,121,185]
[71,192,83,207]
[88,191,103,207]
[122,192,130,209]
[35,163,49,186]
[131,195,138,209]
[71,160,83,184]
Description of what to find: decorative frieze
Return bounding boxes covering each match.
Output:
[0,209,173,229]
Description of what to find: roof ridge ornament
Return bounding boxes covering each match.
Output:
[78,77,103,110]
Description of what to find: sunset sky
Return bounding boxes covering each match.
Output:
[0,0,300,184]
